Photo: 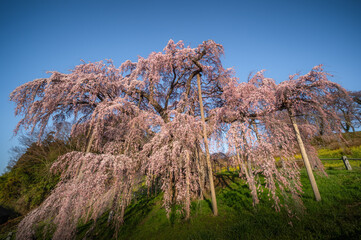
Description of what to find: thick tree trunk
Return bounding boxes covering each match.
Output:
[288,109,321,201]
[196,73,218,216]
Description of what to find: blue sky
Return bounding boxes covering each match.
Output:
[1,0,360,172]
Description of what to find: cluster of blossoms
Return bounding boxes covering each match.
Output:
[16,152,137,240]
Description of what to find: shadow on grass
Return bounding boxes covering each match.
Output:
[76,193,162,240]
[75,169,361,240]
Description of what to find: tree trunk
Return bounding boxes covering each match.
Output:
[196,73,218,216]
[288,109,321,201]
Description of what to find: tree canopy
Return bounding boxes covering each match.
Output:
[10,40,353,240]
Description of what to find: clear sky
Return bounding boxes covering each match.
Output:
[1,0,360,172]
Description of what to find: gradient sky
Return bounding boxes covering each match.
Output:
[1,0,360,172]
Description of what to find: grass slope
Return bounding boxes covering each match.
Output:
[75,168,361,240]
[1,134,361,240]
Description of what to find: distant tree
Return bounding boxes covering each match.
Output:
[335,90,361,133]
[0,132,72,215]
[350,90,361,126]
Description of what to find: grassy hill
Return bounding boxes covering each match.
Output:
[74,167,361,240]
[1,132,361,240]
[3,167,359,240]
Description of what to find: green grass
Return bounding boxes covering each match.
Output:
[74,168,361,240]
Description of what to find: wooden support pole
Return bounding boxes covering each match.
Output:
[185,151,191,219]
[342,156,352,170]
[288,109,321,201]
[197,73,218,216]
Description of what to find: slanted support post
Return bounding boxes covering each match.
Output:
[342,156,352,170]
[288,108,321,201]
